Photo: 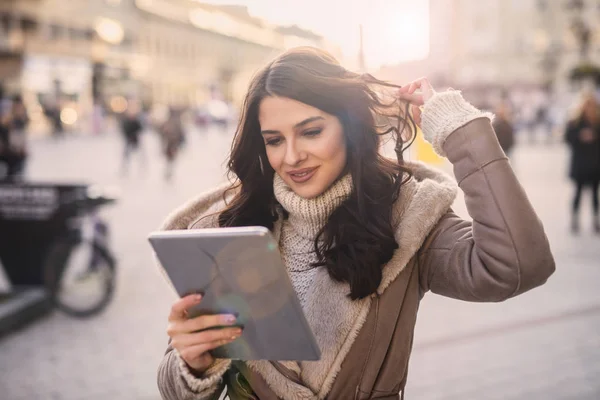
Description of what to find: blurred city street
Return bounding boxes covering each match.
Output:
[1,0,600,399]
[0,128,598,400]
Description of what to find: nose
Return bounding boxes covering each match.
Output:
[283,139,306,166]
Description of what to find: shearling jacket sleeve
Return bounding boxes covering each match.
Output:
[418,91,555,302]
[157,344,229,400]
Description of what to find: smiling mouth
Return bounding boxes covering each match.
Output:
[288,167,318,183]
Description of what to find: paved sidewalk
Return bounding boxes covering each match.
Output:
[0,131,598,399]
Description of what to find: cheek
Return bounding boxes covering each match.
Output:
[319,129,346,165]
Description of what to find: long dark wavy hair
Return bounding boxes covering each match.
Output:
[218,47,417,300]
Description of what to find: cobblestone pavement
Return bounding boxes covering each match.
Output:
[0,129,598,400]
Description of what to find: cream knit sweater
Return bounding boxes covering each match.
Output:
[273,173,353,308]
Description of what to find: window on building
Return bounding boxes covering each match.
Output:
[83,28,94,41]
[565,0,585,10]
[120,34,133,49]
[1,12,12,35]
[163,39,171,57]
[20,17,38,35]
[129,34,138,51]
[49,24,64,40]
[68,27,87,41]
[155,37,161,56]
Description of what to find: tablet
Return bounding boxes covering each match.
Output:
[148,226,321,361]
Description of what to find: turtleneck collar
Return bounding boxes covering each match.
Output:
[273,173,353,239]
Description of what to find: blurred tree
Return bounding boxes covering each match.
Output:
[569,63,600,86]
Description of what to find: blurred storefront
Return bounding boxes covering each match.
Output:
[0,0,326,135]
[0,0,137,135]
[132,0,328,111]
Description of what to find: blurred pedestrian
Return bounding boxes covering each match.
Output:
[0,94,28,181]
[0,110,12,180]
[91,102,105,135]
[492,101,515,158]
[9,94,29,177]
[565,94,600,234]
[156,47,554,399]
[120,103,144,176]
[159,108,185,181]
[44,98,63,138]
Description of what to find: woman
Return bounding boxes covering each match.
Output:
[160,108,186,181]
[492,101,515,158]
[120,104,144,176]
[565,94,600,234]
[157,47,555,400]
[0,95,28,181]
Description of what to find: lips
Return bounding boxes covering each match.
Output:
[287,167,318,183]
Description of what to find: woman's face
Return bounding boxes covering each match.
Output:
[259,96,347,199]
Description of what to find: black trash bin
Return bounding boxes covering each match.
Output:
[0,183,87,284]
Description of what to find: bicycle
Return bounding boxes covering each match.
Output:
[0,183,118,318]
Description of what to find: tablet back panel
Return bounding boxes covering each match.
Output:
[149,227,321,361]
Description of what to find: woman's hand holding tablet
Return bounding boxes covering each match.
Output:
[167,293,242,374]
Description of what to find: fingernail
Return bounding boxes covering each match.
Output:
[224,314,236,323]
[194,295,202,302]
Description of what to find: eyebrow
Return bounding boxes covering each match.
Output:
[261,116,324,135]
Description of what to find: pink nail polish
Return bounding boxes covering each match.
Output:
[224,314,236,323]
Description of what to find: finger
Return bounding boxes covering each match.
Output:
[179,336,239,361]
[408,82,418,94]
[411,105,422,126]
[169,294,202,322]
[173,327,243,348]
[397,93,425,106]
[408,77,427,94]
[182,313,238,333]
[398,84,412,94]
[420,78,435,98]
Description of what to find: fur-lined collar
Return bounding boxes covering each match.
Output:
[159,161,457,400]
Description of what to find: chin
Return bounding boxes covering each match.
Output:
[288,181,324,199]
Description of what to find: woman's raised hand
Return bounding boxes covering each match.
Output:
[167,294,242,375]
[396,77,436,127]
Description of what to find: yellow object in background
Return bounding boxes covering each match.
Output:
[415,128,443,164]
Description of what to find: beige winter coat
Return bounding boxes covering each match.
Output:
[156,115,555,399]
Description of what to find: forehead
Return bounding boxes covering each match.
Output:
[258,96,327,129]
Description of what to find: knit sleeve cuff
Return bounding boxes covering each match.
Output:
[175,350,231,396]
[421,90,494,157]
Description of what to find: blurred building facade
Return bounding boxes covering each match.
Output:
[377,0,600,101]
[0,0,328,134]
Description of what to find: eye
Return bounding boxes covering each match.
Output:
[303,129,322,137]
[265,137,282,146]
